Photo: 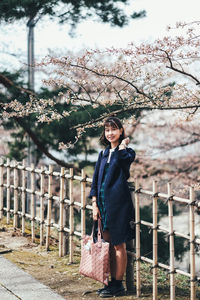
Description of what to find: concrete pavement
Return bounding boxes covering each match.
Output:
[0,256,65,300]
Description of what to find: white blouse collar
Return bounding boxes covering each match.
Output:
[107,146,116,163]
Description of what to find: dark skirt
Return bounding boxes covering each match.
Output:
[98,163,109,231]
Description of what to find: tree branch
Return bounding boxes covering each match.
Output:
[0,73,34,95]
[71,103,200,130]
[0,72,79,170]
[158,138,200,151]
[70,63,153,100]
[14,117,78,170]
[163,50,200,85]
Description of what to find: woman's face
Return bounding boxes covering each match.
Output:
[105,125,123,145]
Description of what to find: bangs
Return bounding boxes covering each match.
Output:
[104,120,119,129]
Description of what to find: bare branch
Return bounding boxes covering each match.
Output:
[163,50,200,85]
[70,104,200,130]
[70,63,153,100]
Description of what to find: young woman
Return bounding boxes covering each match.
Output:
[89,116,136,298]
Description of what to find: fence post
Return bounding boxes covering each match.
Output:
[135,179,141,298]
[13,161,19,228]
[0,158,3,220]
[189,186,196,300]
[31,163,35,242]
[40,166,45,245]
[21,159,26,235]
[81,169,86,237]
[6,158,11,224]
[46,165,53,251]
[126,181,135,292]
[168,182,175,300]
[153,180,158,300]
[69,167,74,263]
[59,167,65,257]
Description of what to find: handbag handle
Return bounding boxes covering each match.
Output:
[91,218,103,243]
[97,218,103,242]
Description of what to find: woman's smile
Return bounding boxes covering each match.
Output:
[107,135,114,140]
[105,126,122,146]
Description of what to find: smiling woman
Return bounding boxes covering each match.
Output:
[89,116,136,298]
[100,117,125,148]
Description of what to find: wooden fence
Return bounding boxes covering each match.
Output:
[0,157,199,300]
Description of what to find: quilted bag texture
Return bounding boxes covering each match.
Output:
[79,219,110,285]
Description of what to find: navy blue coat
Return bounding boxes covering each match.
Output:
[89,146,136,245]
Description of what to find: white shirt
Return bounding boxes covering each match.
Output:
[107,147,116,163]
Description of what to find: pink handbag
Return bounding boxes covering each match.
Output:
[79,219,110,285]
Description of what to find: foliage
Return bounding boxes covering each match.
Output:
[2,22,199,146]
[0,0,145,164]
[7,131,28,161]
[0,70,138,164]
[0,0,145,28]
[1,22,200,176]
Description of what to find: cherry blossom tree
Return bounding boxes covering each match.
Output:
[1,22,200,184]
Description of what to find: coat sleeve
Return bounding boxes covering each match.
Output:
[118,147,136,163]
[88,150,103,199]
[117,147,136,179]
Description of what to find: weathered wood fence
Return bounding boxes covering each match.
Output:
[0,157,199,300]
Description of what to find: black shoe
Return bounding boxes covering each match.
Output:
[96,281,112,295]
[96,285,107,295]
[99,282,126,298]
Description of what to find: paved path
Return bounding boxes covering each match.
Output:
[0,256,65,300]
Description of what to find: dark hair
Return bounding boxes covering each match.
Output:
[100,116,125,146]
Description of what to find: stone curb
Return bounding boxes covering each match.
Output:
[0,256,65,300]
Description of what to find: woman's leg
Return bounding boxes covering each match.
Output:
[114,243,127,280]
[97,230,112,295]
[102,230,116,279]
[109,244,116,279]
[99,239,126,297]
[103,232,127,280]
[102,230,110,242]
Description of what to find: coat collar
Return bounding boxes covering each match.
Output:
[102,145,119,157]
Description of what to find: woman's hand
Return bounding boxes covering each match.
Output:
[92,199,100,220]
[119,137,130,150]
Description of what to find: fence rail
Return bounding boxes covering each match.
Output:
[0,157,199,300]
